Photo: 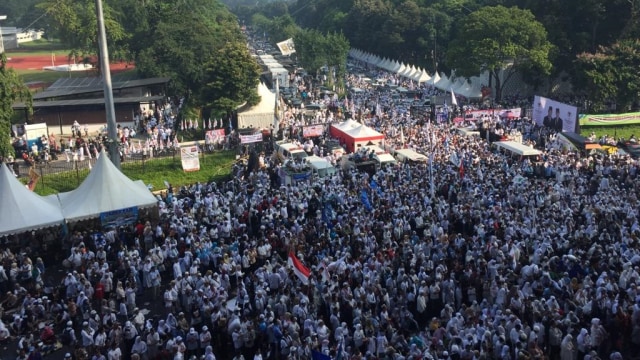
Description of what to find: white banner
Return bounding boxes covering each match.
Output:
[277,38,296,56]
[532,95,577,132]
[180,145,200,172]
[240,133,263,144]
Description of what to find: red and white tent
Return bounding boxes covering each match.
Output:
[331,120,385,153]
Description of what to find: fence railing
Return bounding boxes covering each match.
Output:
[15,146,232,193]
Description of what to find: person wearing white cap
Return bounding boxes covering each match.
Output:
[80,321,95,349]
[61,320,76,346]
[186,327,199,358]
[200,325,212,355]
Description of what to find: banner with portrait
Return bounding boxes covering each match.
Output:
[532,95,578,132]
[205,129,226,144]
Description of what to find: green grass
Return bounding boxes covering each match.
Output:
[580,125,640,141]
[15,68,138,86]
[24,151,237,196]
[16,69,89,84]
[12,39,67,51]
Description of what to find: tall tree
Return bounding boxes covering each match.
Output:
[0,53,32,158]
[574,39,640,112]
[197,41,261,116]
[446,5,552,101]
[35,0,129,61]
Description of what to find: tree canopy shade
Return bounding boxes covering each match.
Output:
[196,41,261,116]
[574,39,640,112]
[36,0,260,116]
[446,5,552,101]
[0,53,32,158]
[35,0,130,61]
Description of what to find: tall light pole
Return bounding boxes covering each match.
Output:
[95,0,120,168]
[0,15,7,54]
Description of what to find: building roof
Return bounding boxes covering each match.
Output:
[33,77,170,100]
[13,95,164,110]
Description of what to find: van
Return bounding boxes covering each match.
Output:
[363,145,397,167]
[306,155,337,178]
[275,141,309,160]
[394,148,428,163]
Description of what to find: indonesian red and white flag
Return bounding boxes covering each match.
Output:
[288,252,310,285]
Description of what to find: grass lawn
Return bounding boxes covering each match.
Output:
[580,125,640,141]
[24,151,237,196]
[16,68,138,86]
[17,69,89,84]
[12,39,66,50]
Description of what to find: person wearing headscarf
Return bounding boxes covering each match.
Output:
[204,345,216,360]
[560,334,576,360]
[131,336,148,360]
[576,328,591,359]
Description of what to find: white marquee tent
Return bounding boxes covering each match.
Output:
[0,164,65,236]
[57,152,158,222]
[237,83,277,130]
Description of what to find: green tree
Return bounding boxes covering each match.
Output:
[446,5,552,101]
[35,0,129,62]
[0,53,32,158]
[575,39,640,112]
[197,41,261,116]
[294,28,328,75]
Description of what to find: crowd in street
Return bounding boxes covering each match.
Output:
[2,59,640,360]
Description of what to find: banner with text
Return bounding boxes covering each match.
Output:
[462,108,522,121]
[180,145,200,172]
[240,133,263,144]
[100,207,139,228]
[579,112,640,126]
[532,95,578,132]
[302,125,324,138]
[277,38,296,56]
[205,129,226,144]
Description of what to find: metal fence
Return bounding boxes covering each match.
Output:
[17,147,227,193]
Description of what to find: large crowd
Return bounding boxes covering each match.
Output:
[2,59,640,360]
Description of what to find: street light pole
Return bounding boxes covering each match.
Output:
[95,0,120,169]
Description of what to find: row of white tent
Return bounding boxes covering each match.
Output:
[349,48,489,99]
[0,151,158,237]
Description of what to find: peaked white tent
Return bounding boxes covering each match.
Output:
[58,152,158,222]
[434,72,452,91]
[237,83,277,129]
[418,71,432,83]
[0,164,65,236]
[426,71,440,86]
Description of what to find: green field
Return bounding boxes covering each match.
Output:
[23,151,238,196]
[580,125,640,141]
[16,68,138,88]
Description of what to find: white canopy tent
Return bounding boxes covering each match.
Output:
[237,83,277,130]
[0,164,65,236]
[426,72,440,86]
[434,72,451,90]
[418,71,432,83]
[57,152,158,222]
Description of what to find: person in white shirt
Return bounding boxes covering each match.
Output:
[107,342,122,360]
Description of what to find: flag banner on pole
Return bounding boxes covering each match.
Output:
[288,251,310,285]
[26,167,40,191]
[311,350,330,360]
[277,38,296,56]
[451,87,458,107]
